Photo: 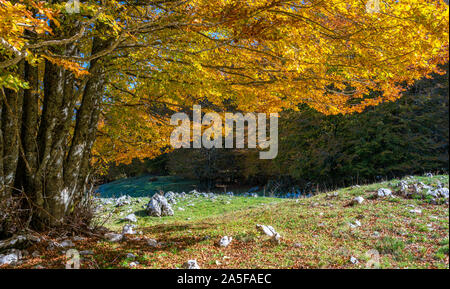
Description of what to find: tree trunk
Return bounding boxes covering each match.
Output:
[0,32,111,231]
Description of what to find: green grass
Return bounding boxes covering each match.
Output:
[12,174,450,269]
[376,237,406,256]
[98,194,283,231]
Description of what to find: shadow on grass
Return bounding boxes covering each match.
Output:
[142,222,214,234]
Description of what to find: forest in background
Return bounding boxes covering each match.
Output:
[105,66,449,192]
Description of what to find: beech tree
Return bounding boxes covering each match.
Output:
[0,0,448,230]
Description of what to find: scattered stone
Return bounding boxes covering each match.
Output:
[350,256,359,264]
[0,252,20,266]
[123,213,138,223]
[115,195,131,207]
[348,220,362,229]
[146,194,174,217]
[326,192,339,198]
[60,240,75,248]
[79,250,94,256]
[0,235,29,251]
[104,232,123,242]
[352,196,365,205]
[147,239,158,247]
[409,208,422,214]
[126,253,136,260]
[122,224,136,235]
[371,231,381,238]
[398,180,409,192]
[219,236,233,247]
[377,188,392,197]
[31,251,40,258]
[183,259,200,269]
[293,243,303,248]
[164,191,177,204]
[129,262,138,267]
[256,224,281,243]
[435,188,449,199]
[46,241,62,251]
[256,224,277,237]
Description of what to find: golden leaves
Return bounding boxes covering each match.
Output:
[42,55,89,78]
[4,0,444,165]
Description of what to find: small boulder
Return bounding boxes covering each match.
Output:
[256,224,281,243]
[348,220,362,229]
[60,240,75,248]
[122,224,136,235]
[353,196,365,204]
[79,250,94,256]
[293,243,303,248]
[104,233,123,242]
[371,231,381,238]
[398,181,409,192]
[182,259,200,269]
[0,252,20,266]
[219,236,233,247]
[377,188,392,197]
[409,208,422,214]
[164,191,177,204]
[146,194,174,217]
[115,195,131,207]
[123,213,137,223]
[147,239,158,247]
[436,188,449,199]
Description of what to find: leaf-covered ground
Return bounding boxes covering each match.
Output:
[8,175,450,269]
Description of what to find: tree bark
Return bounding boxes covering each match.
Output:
[1,35,111,231]
[1,62,24,198]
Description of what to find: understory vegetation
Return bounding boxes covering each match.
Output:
[106,68,449,192]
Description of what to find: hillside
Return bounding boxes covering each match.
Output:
[3,175,449,269]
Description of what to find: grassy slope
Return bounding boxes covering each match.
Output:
[100,194,283,231]
[15,175,449,269]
